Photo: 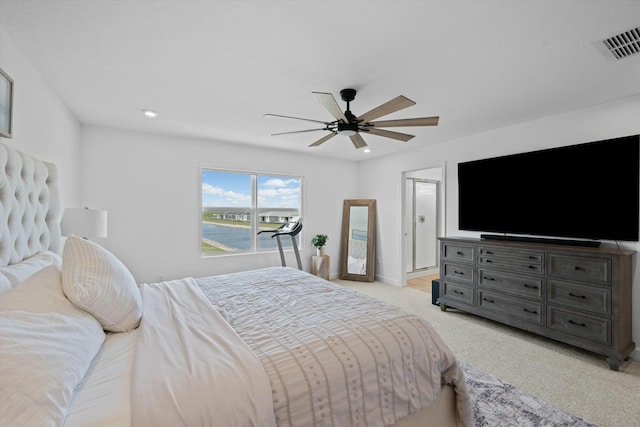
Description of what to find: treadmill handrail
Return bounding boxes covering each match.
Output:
[257,221,302,237]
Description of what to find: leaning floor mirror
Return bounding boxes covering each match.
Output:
[340,199,376,282]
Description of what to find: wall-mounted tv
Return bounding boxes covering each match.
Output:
[458,134,639,245]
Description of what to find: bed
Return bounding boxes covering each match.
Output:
[347,239,368,274]
[0,142,474,427]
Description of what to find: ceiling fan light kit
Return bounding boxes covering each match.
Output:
[266,88,439,149]
[337,122,358,136]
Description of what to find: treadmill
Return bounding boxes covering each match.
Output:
[257,217,303,270]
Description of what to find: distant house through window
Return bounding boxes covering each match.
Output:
[201,169,302,256]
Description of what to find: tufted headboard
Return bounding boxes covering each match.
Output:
[348,239,367,260]
[0,142,61,267]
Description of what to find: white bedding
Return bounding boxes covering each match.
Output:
[130,278,276,427]
[1,261,471,427]
[347,255,367,274]
[64,331,136,427]
[0,266,105,427]
[58,267,473,427]
[198,267,474,427]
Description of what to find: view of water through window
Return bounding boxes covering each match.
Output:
[201,170,302,255]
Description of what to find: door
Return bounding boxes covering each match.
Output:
[406,178,437,272]
[413,180,438,270]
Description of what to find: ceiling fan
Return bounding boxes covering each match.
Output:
[265,88,439,149]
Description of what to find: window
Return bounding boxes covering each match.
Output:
[201,169,302,255]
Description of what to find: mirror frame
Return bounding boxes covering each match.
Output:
[339,199,377,282]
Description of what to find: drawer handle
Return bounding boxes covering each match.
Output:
[456,251,464,255]
[574,266,583,271]
[528,265,537,270]
[528,256,537,260]
[485,251,493,255]
[483,276,495,281]
[568,320,587,327]
[485,259,493,263]
[454,270,465,275]
[569,292,586,299]
[523,284,538,290]
[483,297,495,303]
[523,308,538,314]
[453,290,465,295]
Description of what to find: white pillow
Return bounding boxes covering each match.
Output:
[0,265,106,427]
[0,251,62,288]
[62,235,142,332]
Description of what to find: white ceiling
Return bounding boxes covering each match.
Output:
[1,0,639,161]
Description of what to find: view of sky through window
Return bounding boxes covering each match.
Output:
[202,170,251,207]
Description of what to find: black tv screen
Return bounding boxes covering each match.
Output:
[458,134,640,242]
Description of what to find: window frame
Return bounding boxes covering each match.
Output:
[200,167,304,258]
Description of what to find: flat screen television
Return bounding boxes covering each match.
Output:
[458,134,639,245]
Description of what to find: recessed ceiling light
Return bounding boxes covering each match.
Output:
[141,109,159,118]
[363,148,371,153]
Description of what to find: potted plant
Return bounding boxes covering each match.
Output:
[311,234,328,256]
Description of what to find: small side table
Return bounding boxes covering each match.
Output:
[311,255,330,280]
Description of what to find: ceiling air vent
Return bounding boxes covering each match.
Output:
[599,26,640,61]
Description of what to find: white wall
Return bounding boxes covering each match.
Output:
[359,94,640,357]
[79,125,358,283]
[0,26,81,209]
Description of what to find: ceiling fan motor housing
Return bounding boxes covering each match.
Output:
[337,121,359,136]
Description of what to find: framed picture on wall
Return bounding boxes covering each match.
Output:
[0,67,14,138]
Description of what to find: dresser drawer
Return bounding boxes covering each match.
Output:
[442,243,475,263]
[442,262,475,285]
[480,247,543,264]
[478,290,543,325]
[548,254,610,285]
[479,252,543,274]
[441,281,475,305]
[548,306,610,345]
[548,279,610,316]
[479,268,543,300]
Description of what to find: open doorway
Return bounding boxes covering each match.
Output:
[402,166,445,290]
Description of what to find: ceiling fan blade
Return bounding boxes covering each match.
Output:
[312,92,349,123]
[349,133,368,149]
[357,95,416,123]
[272,128,328,136]
[367,128,415,142]
[309,132,337,147]
[369,116,440,127]
[264,113,330,125]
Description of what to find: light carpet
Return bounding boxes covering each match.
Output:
[336,279,640,427]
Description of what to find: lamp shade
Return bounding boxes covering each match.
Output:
[61,208,108,238]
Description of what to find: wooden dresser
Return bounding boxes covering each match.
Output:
[438,236,636,370]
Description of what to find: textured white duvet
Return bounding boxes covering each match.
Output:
[198,267,474,427]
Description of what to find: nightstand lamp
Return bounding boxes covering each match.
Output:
[61,207,108,239]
